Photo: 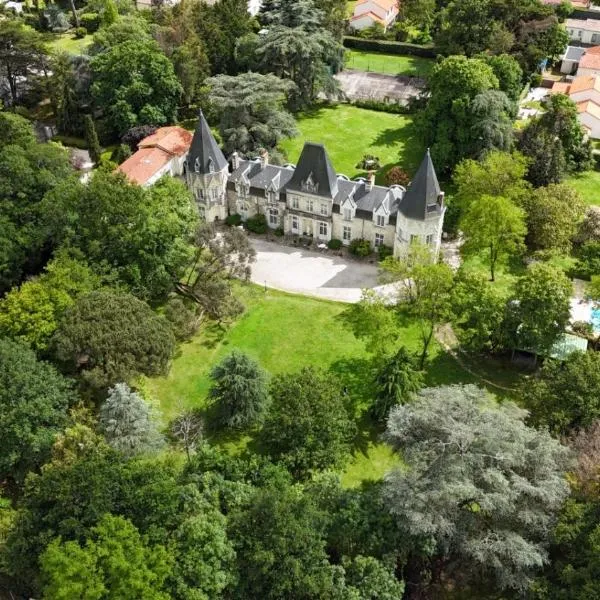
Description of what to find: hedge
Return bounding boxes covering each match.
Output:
[343,36,438,59]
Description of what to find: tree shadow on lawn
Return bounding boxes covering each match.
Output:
[199,322,228,350]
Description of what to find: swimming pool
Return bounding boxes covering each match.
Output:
[593,307,600,334]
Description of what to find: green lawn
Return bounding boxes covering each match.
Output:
[279,104,424,184]
[567,170,600,206]
[144,285,522,487]
[344,49,435,78]
[48,32,93,55]
[346,0,357,16]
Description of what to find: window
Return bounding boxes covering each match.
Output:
[343,226,352,242]
[374,233,384,247]
[319,221,328,237]
[376,214,385,227]
[320,203,328,216]
[410,234,419,244]
[307,199,314,212]
[426,234,433,245]
[291,196,299,209]
[343,208,352,221]
[269,208,278,226]
[291,215,299,232]
[198,205,206,220]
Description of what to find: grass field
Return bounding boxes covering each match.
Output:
[279,104,424,184]
[344,49,435,78]
[567,170,600,206]
[48,32,93,55]
[144,285,522,487]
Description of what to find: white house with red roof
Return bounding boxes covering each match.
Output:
[552,75,600,138]
[350,0,399,31]
[117,126,193,187]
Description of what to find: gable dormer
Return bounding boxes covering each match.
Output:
[287,143,338,199]
[302,173,318,194]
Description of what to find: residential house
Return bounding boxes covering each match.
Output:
[560,45,600,76]
[566,18,600,45]
[185,111,446,258]
[552,75,600,138]
[350,0,399,32]
[117,126,192,187]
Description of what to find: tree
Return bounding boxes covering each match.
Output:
[372,346,423,422]
[176,223,256,322]
[102,0,118,26]
[170,408,204,463]
[380,243,455,368]
[506,263,572,355]
[0,338,75,484]
[479,53,524,101]
[0,21,49,106]
[261,368,355,479]
[575,206,600,245]
[90,39,182,136]
[0,252,100,352]
[453,151,531,211]
[207,72,297,154]
[84,115,102,166]
[384,384,571,597]
[522,351,600,435]
[53,291,175,390]
[43,172,197,302]
[518,122,568,187]
[229,482,338,599]
[40,514,171,600]
[342,555,404,599]
[451,270,507,352]
[460,194,526,281]
[209,351,270,428]
[525,183,585,252]
[99,383,164,457]
[385,166,410,187]
[90,16,153,55]
[419,55,511,171]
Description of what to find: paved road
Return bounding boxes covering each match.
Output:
[250,238,396,303]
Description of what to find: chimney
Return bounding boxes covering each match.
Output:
[259,148,269,169]
[231,151,240,170]
[366,170,375,191]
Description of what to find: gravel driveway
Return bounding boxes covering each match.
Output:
[250,238,396,303]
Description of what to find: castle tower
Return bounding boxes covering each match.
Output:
[394,149,445,257]
[185,110,229,222]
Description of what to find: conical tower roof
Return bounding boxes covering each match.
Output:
[399,149,442,220]
[187,110,228,175]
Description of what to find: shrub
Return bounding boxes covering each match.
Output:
[328,238,343,250]
[385,166,410,186]
[352,100,410,114]
[576,241,600,280]
[530,72,543,87]
[343,36,437,58]
[274,227,284,237]
[74,26,87,39]
[246,214,268,234]
[80,12,100,32]
[355,154,381,170]
[110,143,131,164]
[121,125,157,151]
[225,213,242,227]
[349,238,372,257]
[378,244,393,260]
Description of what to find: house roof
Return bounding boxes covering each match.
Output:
[563,45,586,62]
[138,126,192,156]
[577,99,600,119]
[355,0,397,10]
[570,75,600,94]
[552,82,572,94]
[579,52,600,71]
[187,110,228,175]
[350,10,385,23]
[567,18,600,33]
[399,149,443,221]
[117,146,173,186]
[286,143,338,199]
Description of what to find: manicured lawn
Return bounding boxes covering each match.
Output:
[48,32,93,55]
[279,104,424,183]
[344,49,435,78]
[460,252,526,298]
[144,284,522,486]
[346,0,357,16]
[567,170,600,206]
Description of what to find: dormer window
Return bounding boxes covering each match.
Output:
[302,173,318,194]
[343,208,352,221]
[208,157,215,173]
[194,157,200,173]
[376,214,385,227]
[437,192,445,207]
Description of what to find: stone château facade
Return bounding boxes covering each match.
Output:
[185,111,446,257]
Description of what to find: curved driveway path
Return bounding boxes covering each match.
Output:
[250,238,396,303]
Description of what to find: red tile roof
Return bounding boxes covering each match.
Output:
[580,52,600,71]
[138,126,192,157]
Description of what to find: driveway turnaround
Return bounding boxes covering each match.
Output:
[250,238,395,303]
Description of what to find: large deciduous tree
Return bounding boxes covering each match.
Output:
[90,39,182,135]
[0,338,75,484]
[99,383,164,457]
[522,351,600,435]
[52,291,175,390]
[207,72,297,154]
[384,384,571,597]
[209,351,270,429]
[261,367,355,479]
[460,194,526,282]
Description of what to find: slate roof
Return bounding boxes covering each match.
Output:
[286,143,339,199]
[229,159,294,192]
[399,149,443,220]
[187,110,228,175]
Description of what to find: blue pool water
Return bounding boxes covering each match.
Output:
[592,308,600,334]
